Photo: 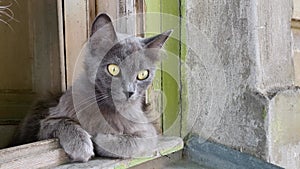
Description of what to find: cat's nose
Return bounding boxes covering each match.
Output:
[123,91,134,98]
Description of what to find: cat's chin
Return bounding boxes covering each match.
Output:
[112,98,137,105]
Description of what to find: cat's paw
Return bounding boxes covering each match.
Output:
[59,129,94,162]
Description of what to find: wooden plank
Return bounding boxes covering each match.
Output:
[1,149,69,169]
[145,0,184,137]
[28,0,62,96]
[96,0,118,19]
[64,0,89,87]
[130,151,182,169]
[145,0,163,133]
[161,0,181,136]
[0,137,183,169]
[55,136,183,169]
[0,139,61,162]
[136,0,145,36]
[116,0,136,35]
[0,139,70,169]
[97,0,136,34]
[57,0,67,91]
[88,0,96,34]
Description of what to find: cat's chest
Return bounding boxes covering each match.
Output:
[78,103,148,135]
[101,107,148,134]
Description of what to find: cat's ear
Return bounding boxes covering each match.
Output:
[90,13,117,42]
[142,30,173,49]
[142,30,172,62]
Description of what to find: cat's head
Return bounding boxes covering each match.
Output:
[85,13,172,105]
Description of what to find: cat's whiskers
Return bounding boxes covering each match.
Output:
[72,93,108,108]
[0,2,17,30]
[75,95,109,113]
[47,95,108,115]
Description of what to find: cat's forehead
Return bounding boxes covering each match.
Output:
[118,38,143,55]
[104,37,147,64]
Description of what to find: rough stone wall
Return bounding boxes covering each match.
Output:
[185,0,296,164]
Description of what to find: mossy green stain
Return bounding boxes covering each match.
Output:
[262,107,267,120]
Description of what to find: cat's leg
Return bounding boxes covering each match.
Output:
[92,132,157,158]
[39,117,94,162]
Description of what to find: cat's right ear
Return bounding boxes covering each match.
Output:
[90,13,117,42]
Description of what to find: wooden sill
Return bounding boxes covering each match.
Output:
[0,136,183,169]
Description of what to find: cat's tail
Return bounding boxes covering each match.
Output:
[8,92,63,147]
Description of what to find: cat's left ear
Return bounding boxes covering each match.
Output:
[142,30,173,49]
[90,13,117,42]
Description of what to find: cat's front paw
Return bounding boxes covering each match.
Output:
[59,129,94,162]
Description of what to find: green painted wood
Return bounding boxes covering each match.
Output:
[53,137,184,169]
[179,0,188,137]
[145,0,186,137]
[1,137,183,169]
[161,0,181,136]
[145,0,163,131]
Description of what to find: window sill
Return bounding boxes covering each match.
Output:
[0,136,183,169]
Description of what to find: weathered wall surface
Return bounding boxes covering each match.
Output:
[268,90,300,168]
[256,0,294,92]
[186,0,268,159]
[185,0,296,165]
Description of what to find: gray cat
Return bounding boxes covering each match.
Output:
[10,13,172,162]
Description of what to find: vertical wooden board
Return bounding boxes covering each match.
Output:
[96,0,118,19]
[96,0,137,35]
[136,0,145,36]
[116,0,136,35]
[145,0,163,131]
[88,0,96,32]
[64,0,89,87]
[57,0,66,91]
[145,0,161,35]
[29,0,62,95]
[161,0,181,136]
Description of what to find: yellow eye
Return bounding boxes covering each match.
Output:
[107,64,120,76]
[137,70,149,80]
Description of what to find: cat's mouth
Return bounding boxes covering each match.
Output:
[110,91,136,103]
[94,84,138,107]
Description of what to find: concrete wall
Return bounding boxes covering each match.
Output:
[185,0,299,168]
[268,90,300,168]
[186,0,268,159]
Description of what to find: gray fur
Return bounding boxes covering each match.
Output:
[11,13,172,162]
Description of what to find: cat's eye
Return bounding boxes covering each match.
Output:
[107,64,120,76]
[137,70,149,80]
